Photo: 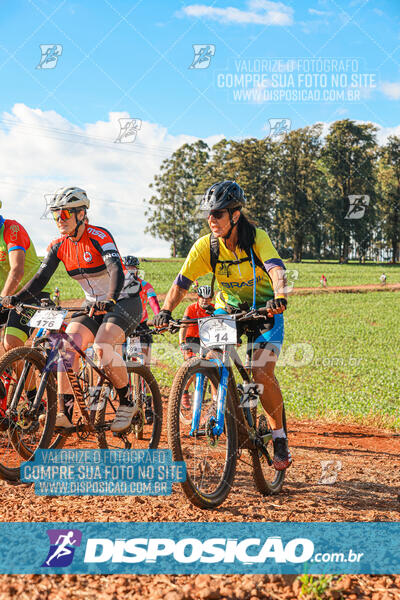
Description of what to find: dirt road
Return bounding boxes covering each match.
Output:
[0,419,399,599]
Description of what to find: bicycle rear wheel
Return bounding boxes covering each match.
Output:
[95,364,162,449]
[0,346,57,481]
[168,357,238,509]
[250,404,287,495]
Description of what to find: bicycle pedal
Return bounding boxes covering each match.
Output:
[54,425,76,435]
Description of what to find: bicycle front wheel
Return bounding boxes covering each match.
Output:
[95,364,162,450]
[250,405,287,495]
[167,357,238,509]
[0,346,57,481]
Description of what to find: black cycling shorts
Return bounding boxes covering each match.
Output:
[135,321,153,346]
[71,296,142,338]
[0,292,51,342]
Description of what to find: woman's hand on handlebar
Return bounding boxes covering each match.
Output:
[265,296,287,317]
[0,295,18,309]
[93,300,115,313]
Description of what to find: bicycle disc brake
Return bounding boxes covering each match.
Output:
[132,409,144,435]
[16,400,37,432]
[206,417,218,447]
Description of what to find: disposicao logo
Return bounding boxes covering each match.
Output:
[42,529,82,567]
[83,536,314,564]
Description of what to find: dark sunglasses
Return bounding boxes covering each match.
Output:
[51,208,73,222]
[208,209,227,220]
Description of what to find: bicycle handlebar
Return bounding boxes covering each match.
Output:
[11,303,98,318]
[148,307,273,333]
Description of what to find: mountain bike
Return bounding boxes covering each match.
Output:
[0,303,162,481]
[167,308,287,508]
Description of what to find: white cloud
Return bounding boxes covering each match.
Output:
[308,8,331,16]
[380,81,400,100]
[180,1,293,26]
[375,124,400,144]
[0,104,222,257]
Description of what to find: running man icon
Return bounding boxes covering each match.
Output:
[42,529,82,568]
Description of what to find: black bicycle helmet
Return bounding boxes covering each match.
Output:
[123,256,140,268]
[201,181,245,212]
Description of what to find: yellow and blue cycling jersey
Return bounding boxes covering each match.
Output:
[174,229,285,310]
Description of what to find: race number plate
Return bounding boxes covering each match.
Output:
[28,309,67,331]
[199,316,237,348]
[127,336,142,357]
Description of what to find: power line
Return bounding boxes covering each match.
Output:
[0,116,190,159]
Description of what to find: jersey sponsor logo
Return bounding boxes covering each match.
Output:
[220,275,262,289]
[104,252,120,259]
[0,250,6,261]
[9,224,20,242]
[83,251,92,263]
[87,227,106,240]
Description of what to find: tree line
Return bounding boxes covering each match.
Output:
[144,119,400,262]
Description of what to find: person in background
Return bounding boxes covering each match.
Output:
[380,273,387,286]
[0,200,51,354]
[123,256,160,366]
[179,285,215,409]
[320,274,327,288]
[52,286,60,307]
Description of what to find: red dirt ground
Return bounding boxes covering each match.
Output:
[0,418,398,598]
[1,298,397,598]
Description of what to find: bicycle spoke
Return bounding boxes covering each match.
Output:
[0,347,57,480]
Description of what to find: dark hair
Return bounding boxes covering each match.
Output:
[235,211,256,250]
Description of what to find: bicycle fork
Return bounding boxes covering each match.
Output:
[189,358,228,438]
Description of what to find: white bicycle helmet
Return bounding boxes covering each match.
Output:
[49,187,90,211]
[196,285,213,299]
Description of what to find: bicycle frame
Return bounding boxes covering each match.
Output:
[7,321,115,431]
[189,343,253,438]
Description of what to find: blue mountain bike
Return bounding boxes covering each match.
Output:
[167,308,287,509]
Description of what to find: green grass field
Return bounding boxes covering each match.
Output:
[150,291,400,430]
[46,258,399,429]
[48,258,400,300]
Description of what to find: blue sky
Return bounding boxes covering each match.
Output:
[0,0,399,255]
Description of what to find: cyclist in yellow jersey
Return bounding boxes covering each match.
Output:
[155,181,291,470]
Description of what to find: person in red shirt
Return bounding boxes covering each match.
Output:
[3,187,143,433]
[123,256,160,366]
[179,285,214,357]
[179,285,215,409]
